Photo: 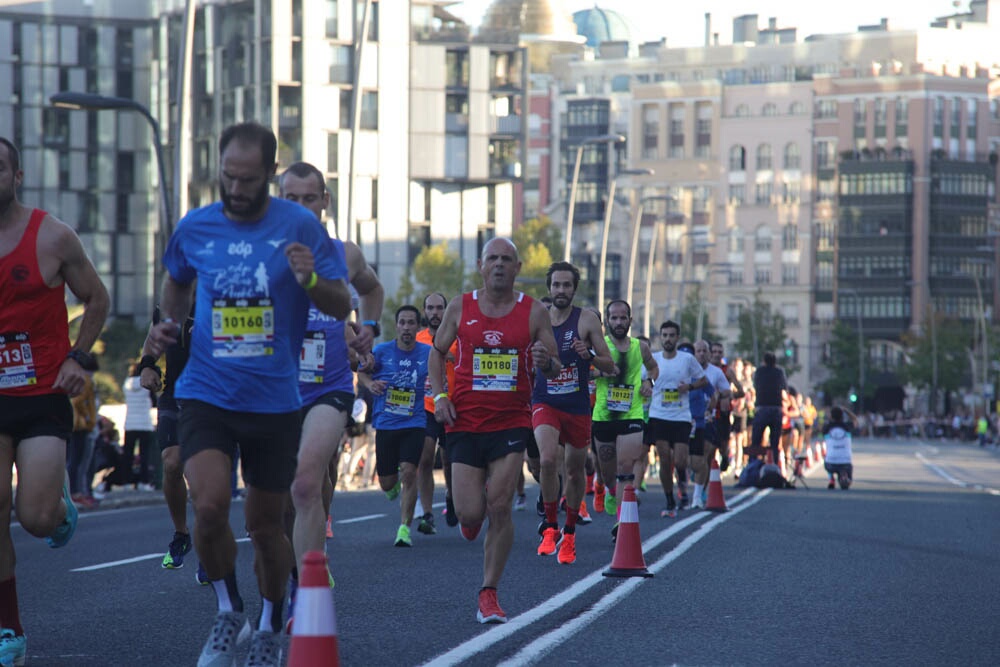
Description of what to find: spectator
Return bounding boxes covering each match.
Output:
[823,405,856,490]
[68,359,100,508]
[121,362,157,490]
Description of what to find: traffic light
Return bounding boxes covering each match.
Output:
[783,339,797,363]
[848,387,858,403]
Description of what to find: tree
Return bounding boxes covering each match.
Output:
[734,292,798,376]
[514,241,553,299]
[818,320,865,404]
[381,243,465,339]
[677,284,722,345]
[512,215,563,262]
[898,312,972,414]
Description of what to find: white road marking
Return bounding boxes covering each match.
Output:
[335,513,386,524]
[916,451,1000,495]
[71,537,251,572]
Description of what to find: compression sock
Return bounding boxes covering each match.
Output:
[544,501,558,525]
[564,507,579,534]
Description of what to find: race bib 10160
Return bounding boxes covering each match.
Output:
[211,298,275,358]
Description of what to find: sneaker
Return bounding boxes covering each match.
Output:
[196,562,210,586]
[690,495,704,510]
[445,494,458,527]
[593,485,606,514]
[611,522,619,542]
[476,588,507,624]
[0,629,26,667]
[46,484,78,549]
[325,516,334,538]
[243,629,282,667]
[677,492,689,511]
[513,493,527,511]
[394,524,412,547]
[385,480,401,501]
[537,524,560,556]
[137,482,156,492]
[163,531,193,569]
[417,512,436,535]
[460,522,482,542]
[577,500,592,525]
[556,531,576,564]
[604,493,617,517]
[827,479,836,490]
[660,496,677,519]
[197,611,250,667]
[535,494,545,517]
[639,480,647,492]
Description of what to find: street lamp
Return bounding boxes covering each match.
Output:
[958,271,989,406]
[643,218,663,338]
[908,280,938,415]
[732,294,758,365]
[564,133,625,262]
[626,195,673,308]
[596,168,653,309]
[51,92,173,237]
[839,287,865,411]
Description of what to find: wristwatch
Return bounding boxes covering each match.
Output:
[362,319,381,338]
[66,349,96,370]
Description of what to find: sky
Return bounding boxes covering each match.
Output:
[451,0,969,47]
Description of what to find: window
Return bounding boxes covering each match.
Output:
[729,145,746,171]
[446,50,469,87]
[782,180,800,203]
[782,264,798,285]
[755,226,772,251]
[695,102,712,157]
[783,142,800,169]
[360,91,378,130]
[327,133,338,173]
[329,45,352,83]
[782,223,797,250]
[756,144,772,170]
[815,99,837,119]
[874,98,887,138]
[754,266,772,284]
[951,97,961,137]
[734,104,750,117]
[642,104,658,160]
[933,97,944,138]
[326,0,339,38]
[895,97,908,137]
[668,104,684,158]
[754,182,773,204]
[339,89,351,129]
[728,228,744,253]
[967,99,977,139]
[789,101,805,115]
[854,98,866,138]
[816,140,834,169]
[762,103,778,117]
[726,303,742,325]
[728,184,745,205]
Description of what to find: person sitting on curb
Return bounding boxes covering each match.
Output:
[823,405,856,490]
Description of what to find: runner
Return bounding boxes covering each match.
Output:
[532,262,615,564]
[358,305,432,546]
[143,123,352,666]
[708,340,744,473]
[279,161,383,574]
[646,321,707,516]
[416,293,455,530]
[591,300,658,524]
[0,137,110,663]
[430,237,561,623]
[691,340,731,508]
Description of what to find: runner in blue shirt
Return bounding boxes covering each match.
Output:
[358,305,431,547]
[143,122,352,667]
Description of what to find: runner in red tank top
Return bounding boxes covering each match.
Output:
[0,137,109,656]
[430,237,561,625]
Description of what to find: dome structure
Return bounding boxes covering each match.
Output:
[477,0,585,73]
[572,5,634,48]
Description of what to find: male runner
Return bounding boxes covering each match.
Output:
[647,321,707,516]
[0,137,110,663]
[358,305,432,546]
[144,123,352,666]
[280,161,383,570]
[591,301,658,522]
[709,340,744,473]
[533,262,615,564]
[416,293,455,530]
[691,340,731,507]
[430,237,561,623]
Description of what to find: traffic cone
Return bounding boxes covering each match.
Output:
[704,459,728,512]
[288,550,340,666]
[602,485,653,578]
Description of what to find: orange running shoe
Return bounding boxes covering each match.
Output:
[594,482,606,514]
[556,531,576,565]
[578,500,592,524]
[477,588,507,624]
[537,524,560,556]
[325,516,333,538]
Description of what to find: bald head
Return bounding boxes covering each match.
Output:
[694,339,711,367]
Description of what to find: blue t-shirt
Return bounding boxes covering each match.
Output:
[688,382,715,428]
[163,198,347,413]
[368,341,431,431]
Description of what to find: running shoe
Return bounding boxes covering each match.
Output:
[445,494,458,527]
[660,495,677,519]
[827,479,836,490]
[325,516,334,538]
[46,484,78,549]
[593,484,606,513]
[162,531,192,569]
[611,522,619,542]
[243,629,282,667]
[196,562,210,586]
[677,491,689,511]
[477,588,507,624]
[604,493,617,517]
[639,480,647,492]
[0,629,26,667]
[577,500,592,525]
[535,494,545,517]
[394,524,412,547]
[537,523,560,556]
[513,493,527,511]
[385,480,401,501]
[197,611,250,667]
[417,512,436,535]
[556,531,576,564]
[460,522,482,542]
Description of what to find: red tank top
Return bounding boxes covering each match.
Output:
[448,291,534,433]
[0,209,71,395]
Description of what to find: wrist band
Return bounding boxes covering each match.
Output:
[304,272,318,289]
[433,393,449,403]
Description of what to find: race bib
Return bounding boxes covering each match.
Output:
[606,383,634,412]
[0,332,37,389]
[211,298,274,358]
[546,365,579,395]
[385,386,416,416]
[661,388,680,408]
[472,347,518,391]
[298,331,326,383]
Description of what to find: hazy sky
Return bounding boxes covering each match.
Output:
[451,0,969,47]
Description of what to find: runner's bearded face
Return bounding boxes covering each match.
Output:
[397,312,419,345]
[548,270,576,310]
[423,296,446,330]
[606,304,631,341]
[219,143,271,220]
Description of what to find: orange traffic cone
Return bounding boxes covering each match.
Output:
[602,485,653,578]
[288,550,340,666]
[704,459,728,512]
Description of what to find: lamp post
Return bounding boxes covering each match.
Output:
[51,92,172,316]
[840,287,865,411]
[596,168,653,309]
[626,195,673,309]
[908,280,938,415]
[958,271,989,407]
[643,218,663,338]
[732,294,758,365]
[564,133,625,262]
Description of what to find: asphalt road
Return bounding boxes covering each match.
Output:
[10,436,1000,666]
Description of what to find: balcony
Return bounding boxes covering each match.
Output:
[489,114,521,135]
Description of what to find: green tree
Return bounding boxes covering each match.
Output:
[677,284,721,345]
[898,312,972,413]
[734,292,798,376]
[382,243,465,339]
[514,241,553,299]
[818,320,865,403]
[512,215,563,261]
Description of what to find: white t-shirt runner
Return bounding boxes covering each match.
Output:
[649,351,706,422]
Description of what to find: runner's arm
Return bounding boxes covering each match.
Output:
[430,298,460,425]
[58,220,110,358]
[639,340,659,382]
[580,309,616,375]
[529,301,562,379]
[344,240,384,351]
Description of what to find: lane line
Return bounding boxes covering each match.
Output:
[422,488,760,667]
[915,452,1000,495]
[335,513,387,524]
[71,537,251,572]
